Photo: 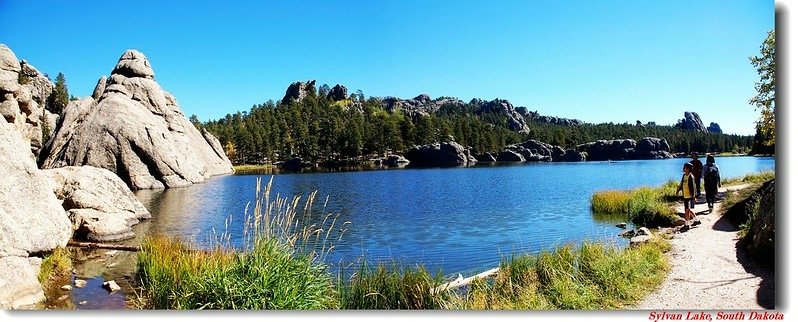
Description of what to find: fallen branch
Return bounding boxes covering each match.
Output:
[432,267,500,294]
[67,241,141,252]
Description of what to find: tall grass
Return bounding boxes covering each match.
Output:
[455,240,670,310]
[337,262,448,309]
[591,181,680,227]
[137,177,345,309]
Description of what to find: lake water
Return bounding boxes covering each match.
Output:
[132,157,775,276]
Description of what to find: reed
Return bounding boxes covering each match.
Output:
[591,182,680,227]
[336,262,448,309]
[136,177,345,309]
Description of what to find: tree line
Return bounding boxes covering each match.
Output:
[200,91,754,165]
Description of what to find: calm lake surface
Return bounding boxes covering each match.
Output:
[132,157,774,275]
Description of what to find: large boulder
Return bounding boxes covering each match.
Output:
[562,149,587,162]
[675,111,708,133]
[40,50,234,190]
[43,166,151,242]
[0,44,57,159]
[0,256,45,309]
[281,80,316,105]
[1,119,71,309]
[634,137,673,159]
[0,119,71,257]
[496,150,526,162]
[405,141,473,166]
[474,152,496,163]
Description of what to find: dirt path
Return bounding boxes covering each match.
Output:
[635,184,775,310]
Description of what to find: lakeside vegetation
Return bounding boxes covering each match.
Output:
[136,176,673,310]
[591,182,681,227]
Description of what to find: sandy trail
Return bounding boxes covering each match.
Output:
[635,184,775,310]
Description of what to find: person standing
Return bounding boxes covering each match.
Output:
[690,152,704,199]
[702,155,721,212]
[677,162,697,221]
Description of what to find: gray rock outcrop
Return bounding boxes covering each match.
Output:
[474,152,496,163]
[496,150,525,162]
[473,99,530,134]
[43,166,151,242]
[675,111,708,132]
[0,44,58,159]
[327,84,348,101]
[40,49,234,189]
[405,140,476,166]
[282,80,316,105]
[562,149,587,162]
[576,137,673,161]
[384,154,409,166]
[708,122,723,134]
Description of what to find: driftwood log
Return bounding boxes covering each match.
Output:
[432,267,500,294]
[67,241,141,251]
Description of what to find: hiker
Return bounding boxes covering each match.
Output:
[690,152,704,201]
[677,162,697,221]
[702,155,721,212]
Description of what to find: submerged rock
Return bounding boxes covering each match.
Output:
[40,49,234,189]
[44,166,151,242]
[102,280,121,293]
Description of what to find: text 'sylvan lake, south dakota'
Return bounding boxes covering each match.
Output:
[132,156,774,276]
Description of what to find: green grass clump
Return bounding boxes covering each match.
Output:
[38,247,71,283]
[591,182,680,227]
[137,236,336,309]
[137,177,344,310]
[454,240,670,310]
[233,164,276,173]
[337,263,447,309]
[722,179,775,266]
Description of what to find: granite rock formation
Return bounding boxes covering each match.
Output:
[40,50,234,189]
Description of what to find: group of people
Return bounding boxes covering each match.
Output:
[677,152,722,221]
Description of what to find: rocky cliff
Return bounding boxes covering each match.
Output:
[0,44,58,159]
[675,111,708,133]
[40,50,234,189]
[708,122,723,134]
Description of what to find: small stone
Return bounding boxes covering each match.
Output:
[618,229,635,237]
[630,235,652,246]
[57,295,69,301]
[74,279,87,288]
[78,301,88,305]
[105,250,119,257]
[102,280,121,292]
[60,285,72,291]
[615,223,627,229]
[106,262,119,268]
[635,227,653,237]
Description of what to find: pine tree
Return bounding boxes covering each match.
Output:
[47,72,69,114]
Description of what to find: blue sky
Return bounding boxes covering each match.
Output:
[0,0,773,135]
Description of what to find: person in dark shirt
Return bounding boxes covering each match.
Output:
[690,152,704,199]
[702,155,721,212]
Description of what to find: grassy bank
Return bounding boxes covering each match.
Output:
[720,172,776,267]
[136,176,673,310]
[233,164,276,173]
[455,239,670,309]
[591,181,681,227]
[721,170,775,187]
